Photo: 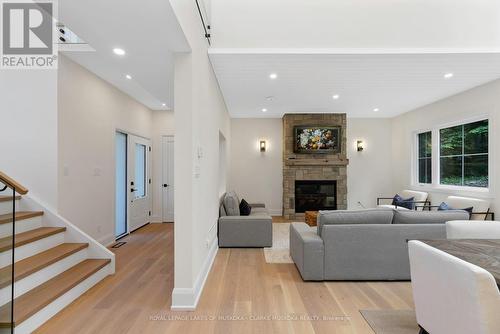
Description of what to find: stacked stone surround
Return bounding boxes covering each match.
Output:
[283,114,349,220]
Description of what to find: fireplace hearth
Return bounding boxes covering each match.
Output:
[295,180,337,213]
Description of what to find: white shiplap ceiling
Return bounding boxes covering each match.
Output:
[208,50,500,118]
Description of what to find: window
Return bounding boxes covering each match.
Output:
[135,143,147,198]
[439,120,489,188]
[417,131,432,184]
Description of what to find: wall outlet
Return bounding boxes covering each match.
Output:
[93,167,101,177]
[63,165,69,176]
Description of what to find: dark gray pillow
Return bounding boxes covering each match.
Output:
[239,199,252,216]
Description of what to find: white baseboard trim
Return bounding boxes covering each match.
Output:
[269,208,283,216]
[98,233,116,247]
[171,237,219,311]
[150,215,163,223]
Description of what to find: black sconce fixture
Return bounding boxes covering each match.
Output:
[357,140,364,152]
[260,140,266,152]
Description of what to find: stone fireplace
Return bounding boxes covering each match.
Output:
[283,114,348,220]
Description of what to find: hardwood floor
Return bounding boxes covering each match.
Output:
[36,223,414,334]
[272,216,299,223]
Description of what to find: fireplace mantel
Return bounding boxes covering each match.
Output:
[285,158,349,167]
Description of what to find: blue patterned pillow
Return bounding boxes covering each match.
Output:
[392,194,415,210]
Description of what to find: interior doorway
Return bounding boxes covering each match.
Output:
[162,136,174,222]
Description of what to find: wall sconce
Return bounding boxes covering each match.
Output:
[260,140,267,152]
[357,140,364,152]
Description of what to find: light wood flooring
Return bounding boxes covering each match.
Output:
[36,223,414,334]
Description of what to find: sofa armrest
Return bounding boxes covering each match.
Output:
[218,216,272,247]
[249,203,265,208]
[290,223,324,281]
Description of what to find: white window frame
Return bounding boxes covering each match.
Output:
[412,114,493,197]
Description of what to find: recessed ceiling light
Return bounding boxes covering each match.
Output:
[332,94,340,100]
[162,103,166,107]
[373,108,380,112]
[269,73,277,80]
[262,108,267,112]
[113,48,126,56]
[125,74,132,79]
[444,72,454,79]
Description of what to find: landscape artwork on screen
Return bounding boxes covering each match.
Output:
[294,126,341,154]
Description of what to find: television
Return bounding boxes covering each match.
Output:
[294,126,341,154]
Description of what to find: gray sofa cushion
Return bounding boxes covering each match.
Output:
[223,191,240,216]
[393,210,470,225]
[317,208,394,236]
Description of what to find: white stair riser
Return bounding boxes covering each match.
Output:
[0,200,20,215]
[0,249,88,306]
[0,233,65,268]
[8,264,111,334]
[0,216,42,238]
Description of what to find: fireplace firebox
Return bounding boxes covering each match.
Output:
[295,180,337,213]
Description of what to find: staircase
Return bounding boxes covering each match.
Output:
[0,172,114,333]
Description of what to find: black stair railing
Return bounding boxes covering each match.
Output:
[0,171,28,334]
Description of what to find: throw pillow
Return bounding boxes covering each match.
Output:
[392,194,415,210]
[239,199,252,216]
[438,202,473,217]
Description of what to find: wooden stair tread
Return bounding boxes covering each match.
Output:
[0,196,21,203]
[0,211,44,225]
[0,227,66,252]
[0,259,110,327]
[0,243,89,289]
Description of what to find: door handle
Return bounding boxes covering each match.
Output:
[131,188,136,192]
[163,184,169,188]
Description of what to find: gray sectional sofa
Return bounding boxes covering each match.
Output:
[218,191,272,247]
[290,208,470,281]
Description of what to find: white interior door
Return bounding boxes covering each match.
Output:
[162,136,174,222]
[128,135,151,231]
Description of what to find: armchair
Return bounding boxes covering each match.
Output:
[416,196,493,221]
[377,190,430,211]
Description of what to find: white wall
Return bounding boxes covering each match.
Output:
[347,118,394,209]
[58,55,159,245]
[228,118,393,213]
[229,119,283,215]
[392,79,500,213]
[151,110,175,222]
[0,70,58,209]
[211,0,500,50]
[169,0,231,309]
